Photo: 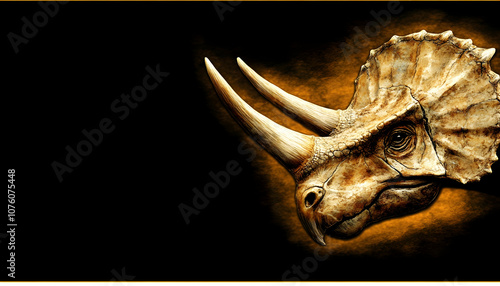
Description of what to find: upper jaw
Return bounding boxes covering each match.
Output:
[318,180,439,240]
[383,176,437,187]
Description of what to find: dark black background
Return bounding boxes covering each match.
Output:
[2,1,500,281]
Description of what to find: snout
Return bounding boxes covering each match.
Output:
[323,181,441,239]
[296,155,443,245]
[297,183,379,245]
[297,180,441,245]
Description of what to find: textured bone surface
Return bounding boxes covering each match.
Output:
[205,30,500,246]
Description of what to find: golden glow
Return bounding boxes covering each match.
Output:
[197,9,500,254]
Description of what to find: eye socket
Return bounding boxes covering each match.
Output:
[385,125,416,156]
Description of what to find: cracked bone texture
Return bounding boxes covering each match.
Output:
[349,30,500,183]
[206,30,500,245]
[301,86,420,175]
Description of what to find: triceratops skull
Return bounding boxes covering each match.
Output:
[205,30,500,245]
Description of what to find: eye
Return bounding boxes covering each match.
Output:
[389,132,410,150]
[385,125,416,156]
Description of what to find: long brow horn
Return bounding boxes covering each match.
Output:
[237,57,344,136]
[205,58,314,170]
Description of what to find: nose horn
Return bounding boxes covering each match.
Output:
[297,187,327,246]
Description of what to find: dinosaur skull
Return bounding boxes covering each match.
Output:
[205,30,500,245]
